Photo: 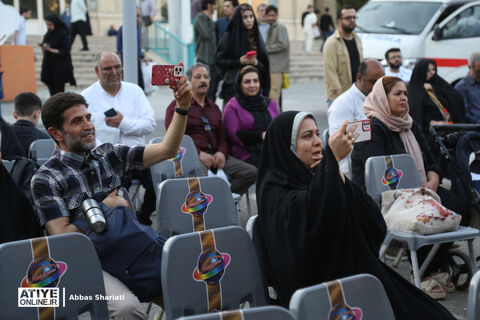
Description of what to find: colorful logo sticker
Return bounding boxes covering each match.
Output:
[193,248,231,284]
[21,257,67,288]
[329,303,363,320]
[182,191,213,217]
[382,167,403,189]
[169,147,186,161]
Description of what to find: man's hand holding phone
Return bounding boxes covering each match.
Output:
[104,108,123,128]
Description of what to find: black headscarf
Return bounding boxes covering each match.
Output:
[216,4,270,99]
[408,59,466,126]
[43,13,70,44]
[235,68,272,133]
[257,111,313,189]
[256,112,455,319]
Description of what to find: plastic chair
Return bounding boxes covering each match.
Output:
[289,274,395,320]
[156,176,239,236]
[467,271,480,320]
[1,159,15,173]
[321,128,329,147]
[176,306,295,320]
[365,154,479,288]
[0,233,108,320]
[149,135,203,193]
[161,226,267,320]
[28,138,56,167]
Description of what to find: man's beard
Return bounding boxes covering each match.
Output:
[64,131,96,154]
[389,61,402,70]
[342,22,356,33]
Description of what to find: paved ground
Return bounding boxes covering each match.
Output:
[1,82,476,319]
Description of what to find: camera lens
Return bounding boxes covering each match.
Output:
[80,199,106,233]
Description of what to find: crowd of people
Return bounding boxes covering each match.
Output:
[1,1,480,319]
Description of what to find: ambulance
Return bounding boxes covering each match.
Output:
[356,0,480,84]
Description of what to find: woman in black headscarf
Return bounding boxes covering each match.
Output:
[41,14,76,96]
[223,66,279,166]
[408,59,467,136]
[256,111,455,319]
[216,3,270,103]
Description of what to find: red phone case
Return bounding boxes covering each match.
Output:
[246,50,256,58]
[152,65,184,86]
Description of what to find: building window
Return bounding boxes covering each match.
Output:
[20,0,39,19]
[43,0,61,17]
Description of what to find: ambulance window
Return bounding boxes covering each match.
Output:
[440,5,480,39]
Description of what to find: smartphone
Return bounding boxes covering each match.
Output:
[151,64,184,86]
[246,50,256,58]
[104,108,117,117]
[346,119,371,143]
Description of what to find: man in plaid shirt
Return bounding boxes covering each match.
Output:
[31,76,192,319]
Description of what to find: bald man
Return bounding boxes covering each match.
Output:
[328,59,384,173]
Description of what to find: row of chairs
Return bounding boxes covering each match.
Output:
[3,229,480,320]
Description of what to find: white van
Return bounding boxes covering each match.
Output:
[356,0,480,84]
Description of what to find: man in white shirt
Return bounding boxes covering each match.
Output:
[82,51,156,224]
[13,7,31,45]
[328,59,384,173]
[70,0,89,51]
[384,48,412,82]
[303,5,317,54]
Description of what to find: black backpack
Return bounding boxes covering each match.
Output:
[10,157,38,205]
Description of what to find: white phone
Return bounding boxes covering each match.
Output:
[346,119,371,143]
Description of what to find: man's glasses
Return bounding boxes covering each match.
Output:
[342,15,358,21]
[389,55,402,59]
[100,65,123,74]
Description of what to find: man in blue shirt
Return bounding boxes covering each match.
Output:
[215,0,238,44]
[455,52,480,123]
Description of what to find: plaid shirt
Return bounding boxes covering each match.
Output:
[31,143,144,226]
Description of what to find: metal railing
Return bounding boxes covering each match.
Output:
[146,21,195,69]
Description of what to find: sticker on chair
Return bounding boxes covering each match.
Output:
[382,156,403,190]
[326,280,363,320]
[169,147,186,177]
[192,230,231,312]
[183,178,213,232]
[18,238,68,319]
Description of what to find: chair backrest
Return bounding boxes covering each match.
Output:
[468,271,480,320]
[0,233,109,320]
[176,306,295,320]
[2,159,15,173]
[149,135,203,192]
[28,138,56,166]
[289,274,395,320]
[161,226,267,320]
[156,176,239,236]
[365,154,423,205]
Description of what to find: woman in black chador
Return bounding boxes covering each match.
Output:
[256,111,454,319]
[41,14,76,95]
[216,3,270,103]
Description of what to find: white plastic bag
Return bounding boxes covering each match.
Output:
[207,168,231,188]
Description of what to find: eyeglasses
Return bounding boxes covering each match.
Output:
[342,15,358,21]
[100,65,123,74]
[201,116,213,150]
[201,116,211,132]
[389,55,402,59]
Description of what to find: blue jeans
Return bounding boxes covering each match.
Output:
[320,31,331,52]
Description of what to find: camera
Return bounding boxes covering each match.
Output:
[80,199,106,233]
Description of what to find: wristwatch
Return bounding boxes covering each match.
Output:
[175,106,190,115]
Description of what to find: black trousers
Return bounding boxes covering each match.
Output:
[70,20,89,50]
[47,82,65,96]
